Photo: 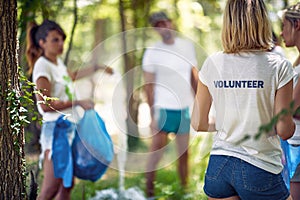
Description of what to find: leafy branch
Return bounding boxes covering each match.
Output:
[255,101,296,140]
[6,68,34,151]
[238,101,297,144]
[33,89,70,116]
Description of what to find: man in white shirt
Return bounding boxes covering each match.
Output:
[142,11,198,197]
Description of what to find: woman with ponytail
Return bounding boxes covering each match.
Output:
[25,20,102,200]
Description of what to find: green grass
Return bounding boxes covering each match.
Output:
[26,133,213,200]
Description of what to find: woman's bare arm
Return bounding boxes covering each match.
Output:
[36,77,94,112]
[275,80,295,140]
[68,64,113,81]
[191,80,212,132]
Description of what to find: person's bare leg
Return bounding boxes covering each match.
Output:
[55,182,73,200]
[290,182,300,200]
[175,133,189,187]
[37,150,60,200]
[146,132,168,197]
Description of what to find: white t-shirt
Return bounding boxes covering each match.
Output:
[142,37,197,109]
[288,64,300,145]
[272,45,286,58]
[200,51,296,174]
[32,56,74,122]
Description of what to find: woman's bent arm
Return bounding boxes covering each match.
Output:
[275,80,295,140]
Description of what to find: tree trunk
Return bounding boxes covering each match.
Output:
[119,0,140,149]
[0,0,27,199]
[64,0,78,65]
[90,19,107,65]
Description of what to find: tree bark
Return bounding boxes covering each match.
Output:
[0,0,27,199]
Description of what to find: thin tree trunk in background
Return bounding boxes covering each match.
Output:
[91,19,107,65]
[64,0,78,65]
[0,0,27,199]
[119,0,140,149]
[284,0,288,7]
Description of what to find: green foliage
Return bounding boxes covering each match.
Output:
[6,72,31,151]
[18,0,296,68]
[18,1,300,198]
[19,0,65,20]
[63,75,74,101]
[68,135,209,199]
[255,101,295,140]
[5,68,38,199]
[235,101,297,145]
[6,85,29,144]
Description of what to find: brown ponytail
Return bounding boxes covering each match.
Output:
[26,22,42,75]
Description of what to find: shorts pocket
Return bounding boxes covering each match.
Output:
[205,155,229,180]
[241,161,277,192]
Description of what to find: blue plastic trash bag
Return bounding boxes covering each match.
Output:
[72,109,114,181]
[281,139,300,190]
[52,116,74,188]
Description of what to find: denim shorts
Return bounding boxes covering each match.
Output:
[39,121,75,167]
[155,107,190,134]
[204,155,290,200]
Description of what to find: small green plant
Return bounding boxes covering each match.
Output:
[6,77,32,150]
[6,67,39,199]
[63,75,74,101]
